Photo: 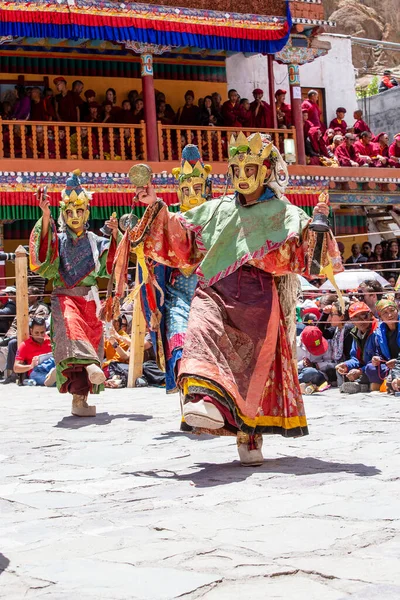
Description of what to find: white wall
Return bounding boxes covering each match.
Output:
[226,35,358,124]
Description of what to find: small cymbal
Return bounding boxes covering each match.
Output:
[129,164,152,187]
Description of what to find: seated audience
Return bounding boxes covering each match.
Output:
[0,287,16,335]
[389,133,400,168]
[357,280,383,317]
[305,126,337,166]
[335,133,365,167]
[297,326,332,393]
[345,243,368,268]
[14,317,55,386]
[373,132,390,167]
[335,302,378,393]
[318,299,353,374]
[354,131,375,166]
[367,299,400,392]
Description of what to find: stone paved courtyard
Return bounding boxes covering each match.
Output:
[1,385,400,599]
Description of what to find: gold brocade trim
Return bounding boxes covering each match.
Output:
[183,377,308,430]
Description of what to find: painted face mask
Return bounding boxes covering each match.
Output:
[59,169,91,233]
[228,132,273,196]
[172,144,212,212]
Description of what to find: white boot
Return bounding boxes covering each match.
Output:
[183,399,224,430]
[237,432,263,466]
[71,394,96,417]
[85,363,106,386]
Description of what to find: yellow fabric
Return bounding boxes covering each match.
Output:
[103,329,130,367]
[124,243,149,305]
[182,377,307,430]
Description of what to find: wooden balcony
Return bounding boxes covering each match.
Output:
[0,120,147,162]
[157,122,297,163]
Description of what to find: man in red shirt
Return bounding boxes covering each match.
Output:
[54,77,80,122]
[301,90,325,131]
[14,317,53,384]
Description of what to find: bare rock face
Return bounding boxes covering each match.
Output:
[325,0,400,71]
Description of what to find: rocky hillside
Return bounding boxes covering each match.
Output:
[324,0,400,75]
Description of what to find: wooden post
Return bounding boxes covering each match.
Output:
[267,54,278,129]
[15,245,29,346]
[127,266,146,388]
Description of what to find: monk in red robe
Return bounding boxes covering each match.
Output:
[329,107,348,136]
[250,88,273,128]
[301,90,325,131]
[221,89,242,127]
[175,90,200,126]
[373,132,390,167]
[335,133,365,167]
[303,109,313,140]
[275,89,292,128]
[354,131,375,166]
[30,87,49,121]
[353,110,371,137]
[54,77,80,123]
[238,98,252,127]
[389,134,400,168]
[305,126,336,166]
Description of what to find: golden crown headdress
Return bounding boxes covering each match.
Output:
[59,169,92,211]
[228,132,274,167]
[171,144,212,182]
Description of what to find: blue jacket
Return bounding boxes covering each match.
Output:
[374,321,400,361]
[345,322,378,372]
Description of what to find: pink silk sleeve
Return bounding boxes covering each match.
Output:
[143,204,204,269]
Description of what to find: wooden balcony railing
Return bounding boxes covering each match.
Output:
[0,120,147,161]
[157,122,297,163]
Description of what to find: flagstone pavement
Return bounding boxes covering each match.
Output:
[0,385,400,600]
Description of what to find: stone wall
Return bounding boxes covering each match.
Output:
[358,87,400,140]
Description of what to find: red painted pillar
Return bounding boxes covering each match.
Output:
[288,63,306,165]
[141,53,159,162]
[0,223,5,288]
[267,54,278,129]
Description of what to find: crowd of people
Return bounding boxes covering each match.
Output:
[302,90,400,168]
[2,79,399,166]
[297,278,400,396]
[0,282,164,389]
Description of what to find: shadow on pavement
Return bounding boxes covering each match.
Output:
[54,412,153,429]
[126,456,381,488]
[154,430,215,441]
[0,553,10,575]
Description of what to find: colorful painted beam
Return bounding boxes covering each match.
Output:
[0,0,291,54]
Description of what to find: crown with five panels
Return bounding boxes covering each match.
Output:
[228,132,274,167]
[59,169,92,211]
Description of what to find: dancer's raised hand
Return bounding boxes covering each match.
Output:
[135,183,158,206]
